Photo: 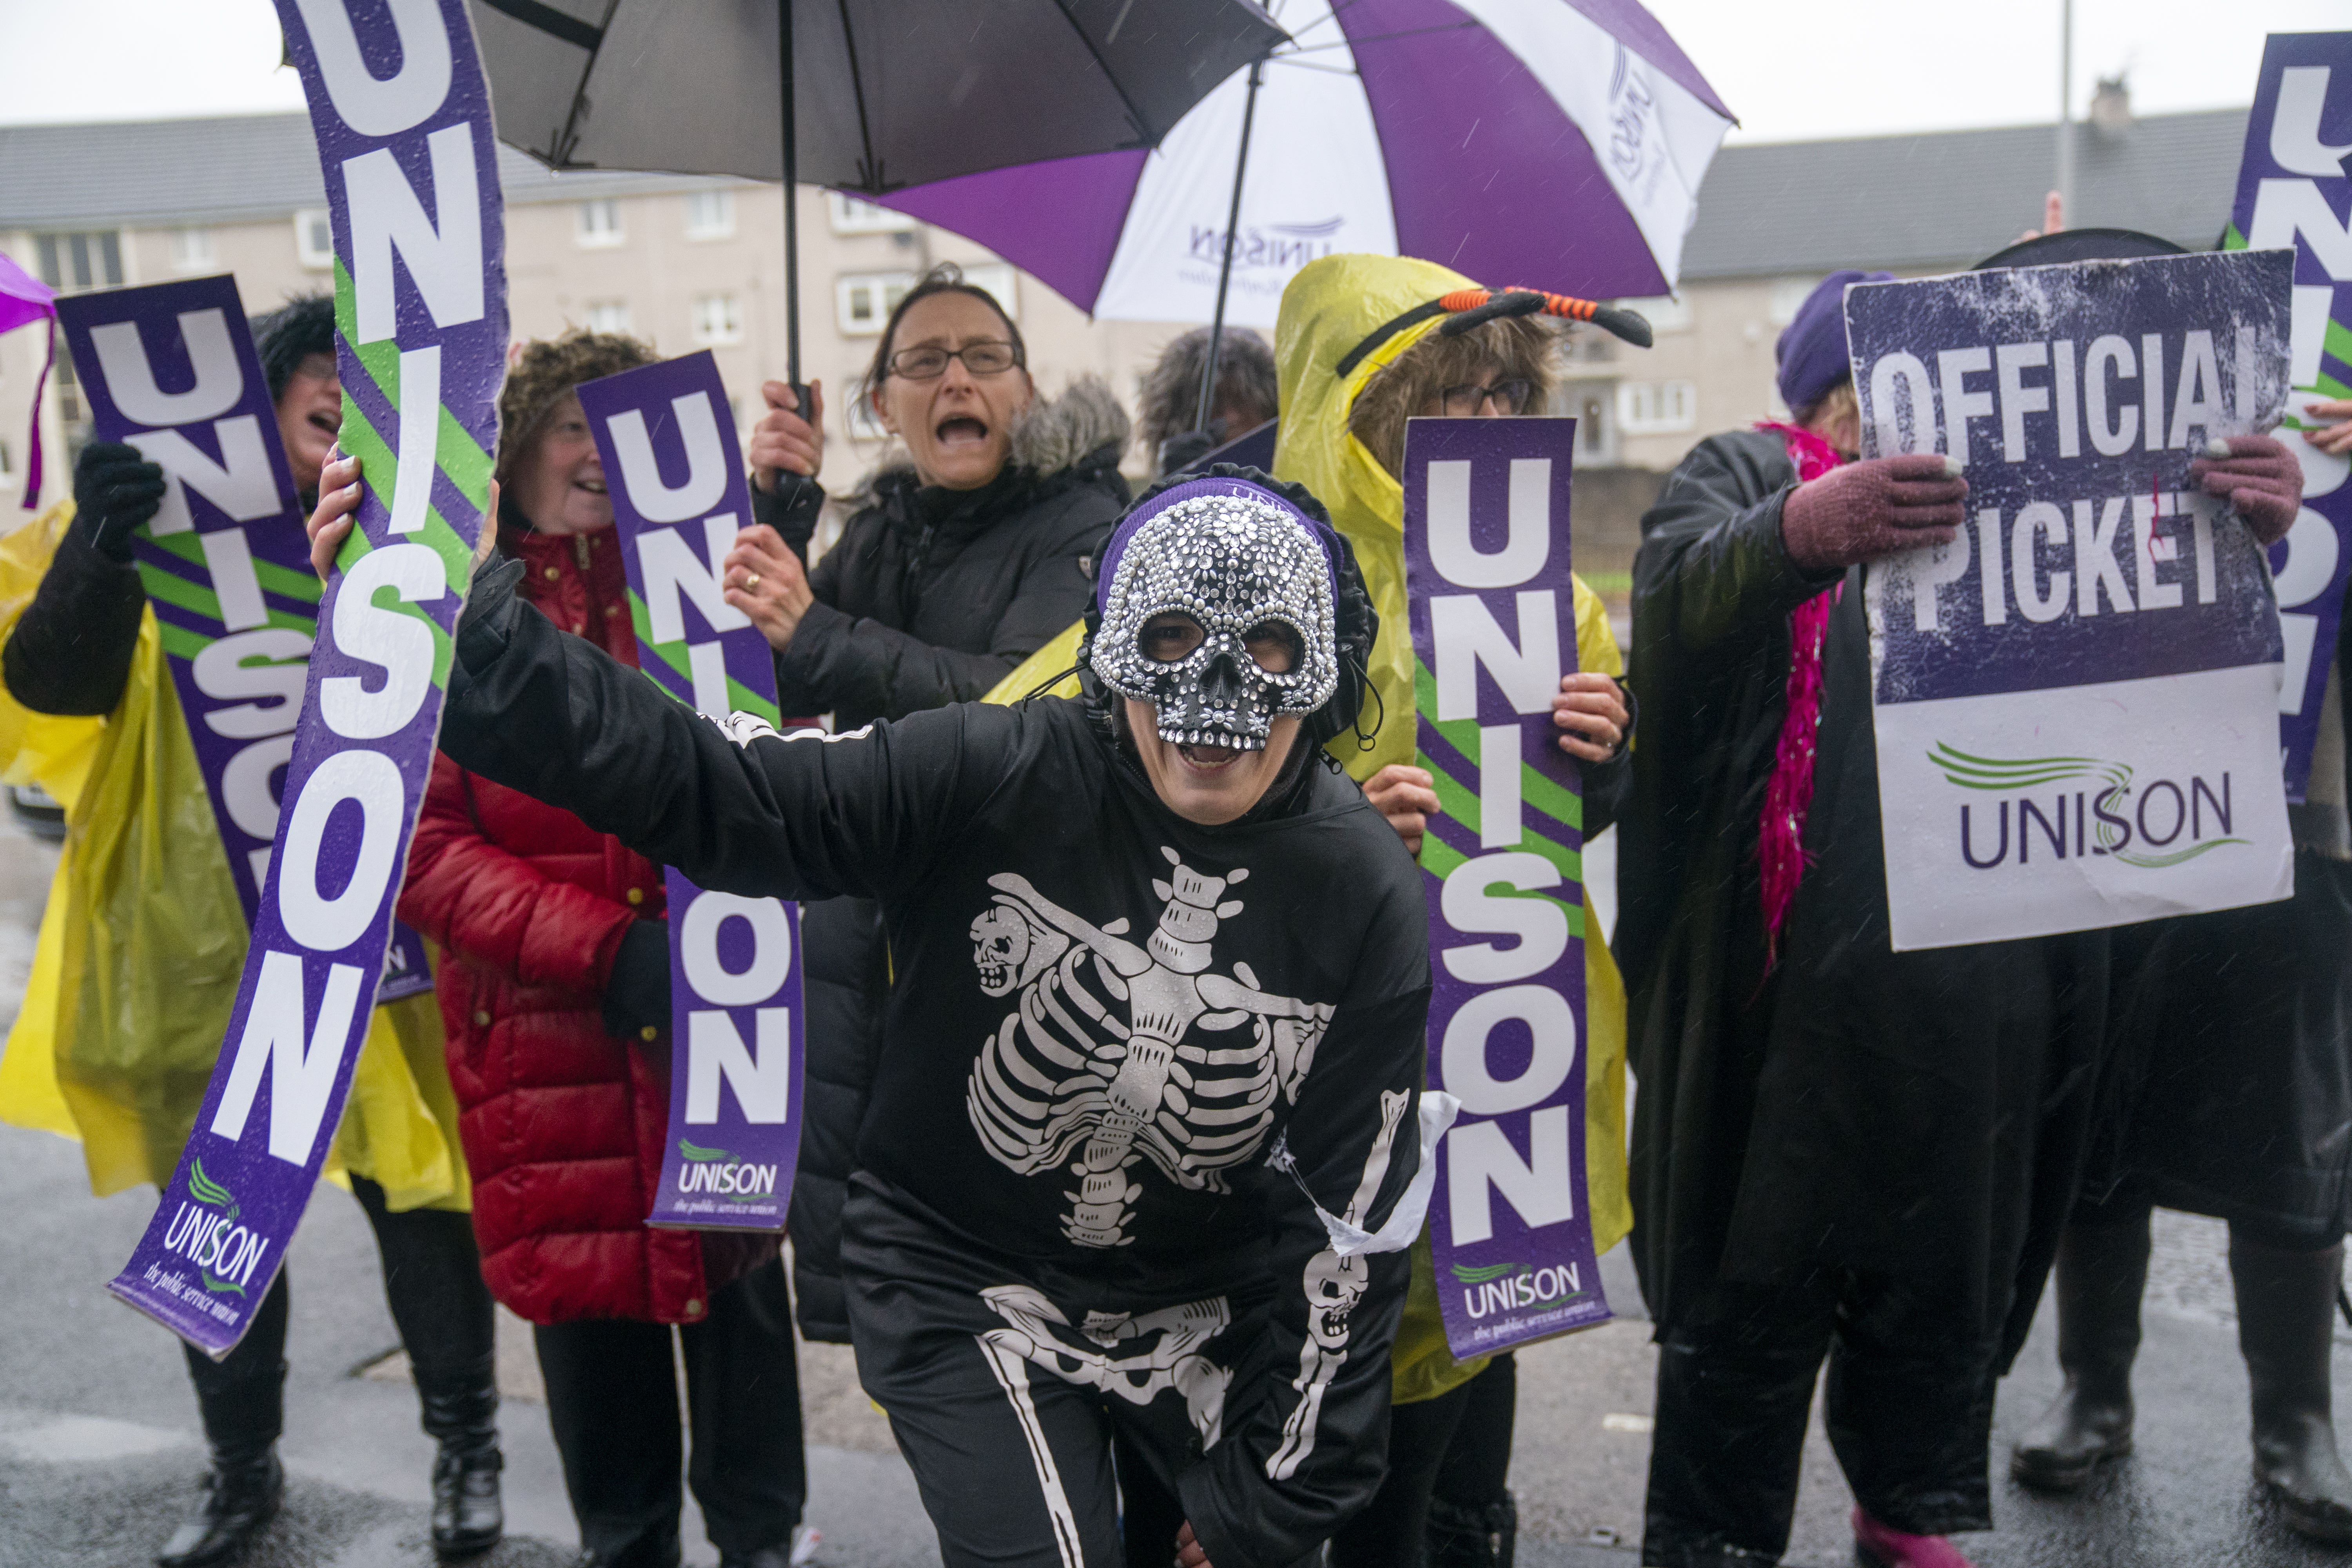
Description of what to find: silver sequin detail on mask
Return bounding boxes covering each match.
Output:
[1091,494,1338,750]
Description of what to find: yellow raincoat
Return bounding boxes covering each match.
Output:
[985,253,1631,1405]
[0,501,468,1213]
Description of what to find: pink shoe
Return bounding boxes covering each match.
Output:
[1851,1506,1978,1568]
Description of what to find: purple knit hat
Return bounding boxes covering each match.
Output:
[1775,270,1893,414]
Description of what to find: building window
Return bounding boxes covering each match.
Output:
[684,190,736,240]
[828,193,918,235]
[35,230,124,293]
[1617,380,1696,435]
[1613,294,1690,334]
[1768,276,1821,327]
[33,232,124,438]
[958,262,1020,323]
[170,228,218,274]
[578,199,624,247]
[294,209,335,269]
[692,293,743,346]
[585,301,633,335]
[836,271,916,335]
[1561,380,1617,465]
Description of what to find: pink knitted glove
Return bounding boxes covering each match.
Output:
[1779,454,1967,572]
[2188,435,2303,546]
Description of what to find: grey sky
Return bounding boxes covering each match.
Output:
[0,0,2340,144]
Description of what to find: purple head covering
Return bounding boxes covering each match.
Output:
[1775,270,1893,416]
[0,254,56,511]
[1093,474,1334,615]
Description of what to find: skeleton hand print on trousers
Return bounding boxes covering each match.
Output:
[965,847,1335,1248]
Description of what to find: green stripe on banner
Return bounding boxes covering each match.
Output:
[334,396,474,652]
[154,619,212,663]
[2221,222,2248,252]
[1412,658,1584,835]
[624,590,784,727]
[1421,832,1587,939]
[253,557,324,605]
[333,261,493,510]
[2328,317,2352,371]
[137,561,223,625]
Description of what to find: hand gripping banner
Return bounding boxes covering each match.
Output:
[53,277,434,1002]
[1404,417,1610,1359]
[2226,33,2352,801]
[1851,251,2294,951]
[110,0,506,1355]
[577,352,803,1232]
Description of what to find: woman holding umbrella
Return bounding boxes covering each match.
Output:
[717,263,1131,1351]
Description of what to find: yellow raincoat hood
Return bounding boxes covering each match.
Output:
[1270,253,1631,1399]
[0,502,467,1212]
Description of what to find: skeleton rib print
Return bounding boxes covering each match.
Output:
[965,847,1335,1248]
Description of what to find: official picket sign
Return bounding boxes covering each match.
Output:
[55,277,434,1005]
[577,352,802,1233]
[109,0,507,1355]
[1851,250,2296,951]
[2228,34,2352,800]
[1404,417,1610,1359]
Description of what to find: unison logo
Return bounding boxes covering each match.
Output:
[1452,1259,1592,1320]
[675,1140,779,1202]
[1185,218,1345,273]
[160,1160,268,1296]
[1934,743,2248,870]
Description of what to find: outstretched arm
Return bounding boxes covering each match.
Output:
[308,456,1005,904]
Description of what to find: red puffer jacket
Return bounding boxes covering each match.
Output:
[399,525,778,1325]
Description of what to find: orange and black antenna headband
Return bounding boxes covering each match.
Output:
[1333,287,1654,379]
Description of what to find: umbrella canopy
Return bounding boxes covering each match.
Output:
[473,0,1287,191]
[873,0,1736,328]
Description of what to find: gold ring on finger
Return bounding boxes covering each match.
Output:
[745,573,760,589]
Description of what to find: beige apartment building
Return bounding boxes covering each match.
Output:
[0,88,2248,580]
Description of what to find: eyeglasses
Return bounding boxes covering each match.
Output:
[1437,379,1535,416]
[884,341,1024,381]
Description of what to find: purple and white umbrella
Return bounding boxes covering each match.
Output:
[874,0,1736,330]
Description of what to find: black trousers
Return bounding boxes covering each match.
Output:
[1327,1355,1515,1568]
[182,1175,495,1456]
[534,1261,805,1566]
[1642,1274,1996,1568]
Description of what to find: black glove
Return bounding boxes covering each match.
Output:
[750,471,826,563]
[1155,427,1221,477]
[71,442,168,564]
[603,918,673,1040]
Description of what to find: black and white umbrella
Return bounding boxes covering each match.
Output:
[473,0,1288,384]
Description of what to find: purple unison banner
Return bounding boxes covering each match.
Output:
[579,353,801,1233]
[55,278,436,1007]
[2227,34,2352,801]
[1850,251,2294,951]
[1404,417,1608,1360]
[109,0,506,1355]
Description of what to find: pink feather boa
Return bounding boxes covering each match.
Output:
[1755,421,1845,969]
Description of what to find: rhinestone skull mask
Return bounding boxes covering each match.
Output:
[1091,479,1339,751]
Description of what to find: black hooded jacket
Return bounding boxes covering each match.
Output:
[774,383,1130,1340]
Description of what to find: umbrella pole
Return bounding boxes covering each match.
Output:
[779,0,802,389]
[1192,57,1265,438]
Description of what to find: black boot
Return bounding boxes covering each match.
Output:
[158,1360,286,1567]
[416,1357,505,1557]
[2233,1232,2352,1543]
[2012,1217,2149,1491]
[1428,1493,1517,1568]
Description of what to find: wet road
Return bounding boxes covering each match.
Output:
[1,815,2342,1566]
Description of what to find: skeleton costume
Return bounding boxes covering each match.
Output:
[433,472,1438,1568]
